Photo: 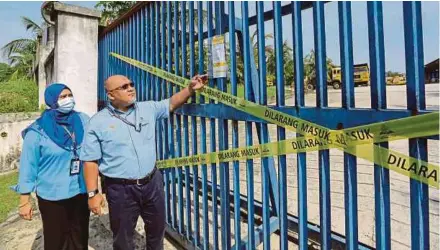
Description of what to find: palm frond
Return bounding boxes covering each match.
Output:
[1,38,35,58]
[21,16,43,37]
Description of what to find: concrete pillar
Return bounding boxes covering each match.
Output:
[52,3,101,116]
[37,24,55,110]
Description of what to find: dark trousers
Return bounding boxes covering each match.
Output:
[37,194,90,250]
[106,170,166,250]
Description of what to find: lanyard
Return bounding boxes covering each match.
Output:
[106,106,141,132]
[62,125,78,158]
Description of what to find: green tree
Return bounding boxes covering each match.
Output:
[0,63,14,82]
[303,49,334,89]
[386,71,401,77]
[1,17,42,80]
[95,1,136,25]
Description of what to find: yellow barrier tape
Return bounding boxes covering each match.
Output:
[110,52,440,188]
[156,137,438,188]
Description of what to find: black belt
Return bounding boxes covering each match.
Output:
[105,167,157,186]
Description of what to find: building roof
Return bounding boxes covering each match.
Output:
[425,58,439,72]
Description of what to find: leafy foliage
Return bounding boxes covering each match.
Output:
[1,17,42,81]
[0,63,14,82]
[95,1,136,25]
[0,80,38,113]
[386,71,402,77]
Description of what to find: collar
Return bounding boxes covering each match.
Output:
[107,102,136,115]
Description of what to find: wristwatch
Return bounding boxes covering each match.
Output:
[87,189,99,199]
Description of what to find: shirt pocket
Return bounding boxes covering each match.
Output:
[140,121,154,142]
[100,126,130,146]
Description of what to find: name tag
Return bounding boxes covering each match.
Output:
[70,158,80,175]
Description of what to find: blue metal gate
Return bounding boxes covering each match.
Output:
[97,2,438,249]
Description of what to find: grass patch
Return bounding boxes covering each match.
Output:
[0,172,19,223]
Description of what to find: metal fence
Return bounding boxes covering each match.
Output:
[98,2,438,249]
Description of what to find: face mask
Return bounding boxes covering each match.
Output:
[57,97,75,113]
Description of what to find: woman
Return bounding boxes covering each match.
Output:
[15,83,90,250]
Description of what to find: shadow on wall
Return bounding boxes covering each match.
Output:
[0,146,21,174]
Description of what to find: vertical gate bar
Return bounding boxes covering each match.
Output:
[198,3,210,249]
[189,2,200,246]
[160,2,170,224]
[97,40,101,102]
[101,37,104,101]
[146,6,151,101]
[107,31,111,75]
[140,9,145,100]
[181,1,192,241]
[257,2,272,249]
[107,32,110,83]
[119,25,122,80]
[403,2,430,249]
[150,7,155,101]
[159,2,169,227]
[114,25,121,80]
[155,3,161,102]
[241,2,255,249]
[135,11,140,100]
[103,35,107,90]
[272,2,287,250]
[107,32,113,76]
[125,20,128,83]
[228,2,241,248]
[129,16,134,94]
[140,9,145,101]
[124,21,128,78]
[167,1,177,230]
[338,2,359,249]
[155,2,162,175]
[312,3,331,250]
[112,30,115,77]
[207,2,219,249]
[309,1,332,249]
[367,3,391,249]
[174,1,185,235]
[100,38,103,102]
[99,39,102,101]
[136,11,141,100]
[215,2,231,249]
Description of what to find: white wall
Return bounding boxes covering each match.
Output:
[0,113,40,173]
[54,10,100,116]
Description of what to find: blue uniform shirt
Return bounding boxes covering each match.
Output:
[80,99,170,179]
[15,113,90,201]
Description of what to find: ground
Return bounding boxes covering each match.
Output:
[0,194,178,250]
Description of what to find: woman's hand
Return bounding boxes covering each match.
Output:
[19,202,33,220]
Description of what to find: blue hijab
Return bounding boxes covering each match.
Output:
[36,83,84,151]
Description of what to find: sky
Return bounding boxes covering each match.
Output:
[0,1,439,73]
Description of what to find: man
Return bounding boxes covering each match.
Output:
[80,74,207,250]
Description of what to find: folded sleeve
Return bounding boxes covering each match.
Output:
[153,98,171,121]
[17,131,40,194]
[79,120,102,162]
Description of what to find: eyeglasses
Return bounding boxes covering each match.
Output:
[109,82,135,92]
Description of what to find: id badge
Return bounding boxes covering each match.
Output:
[70,158,80,175]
